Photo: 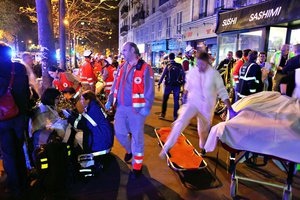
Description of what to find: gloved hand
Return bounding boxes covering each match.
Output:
[105,101,111,110]
[139,107,150,116]
[228,107,238,120]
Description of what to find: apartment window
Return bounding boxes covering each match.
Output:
[176,12,183,34]
[152,0,156,14]
[166,17,171,38]
[151,24,155,41]
[199,0,207,18]
[157,21,162,39]
[234,0,267,7]
[215,0,224,12]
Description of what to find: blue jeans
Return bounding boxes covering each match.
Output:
[0,115,27,195]
[162,85,180,120]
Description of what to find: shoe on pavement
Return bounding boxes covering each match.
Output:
[159,114,165,119]
[124,153,132,163]
[129,169,142,179]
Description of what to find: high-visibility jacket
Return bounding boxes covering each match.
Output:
[93,61,103,77]
[233,56,248,84]
[102,65,116,93]
[113,60,148,108]
[53,72,81,93]
[79,58,97,86]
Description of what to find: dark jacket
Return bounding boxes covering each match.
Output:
[68,100,113,153]
[158,60,185,86]
[237,61,263,99]
[0,61,30,115]
[283,55,300,96]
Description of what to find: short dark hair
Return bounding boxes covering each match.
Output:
[196,52,211,64]
[169,53,175,60]
[177,52,182,56]
[243,49,251,57]
[235,50,243,59]
[0,41,12,62]
[62,87,76,94]
[259,51,266,56]
[228,51,233,54]
[81,90,97,102]
[41,88,61,106]
[127,42,140,57]
[248,50,258,62]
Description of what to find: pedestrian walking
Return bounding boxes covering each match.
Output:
[105,42,155,178]
[158,53,185,121]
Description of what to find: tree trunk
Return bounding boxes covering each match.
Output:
[35,0,56,94]
[59,0,66,70]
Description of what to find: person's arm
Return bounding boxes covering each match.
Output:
[65,72,80,90]
[143,65,155,110]
[215,71,230,103]
[282,58,293,74]
[158,66,168,86]
[102,68,109,81]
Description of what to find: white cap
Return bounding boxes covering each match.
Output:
[100,55,105,59]
[83,50,92,57]
[185,45,193,55]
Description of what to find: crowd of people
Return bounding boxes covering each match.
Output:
[0,39,299,199]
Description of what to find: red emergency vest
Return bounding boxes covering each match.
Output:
[53,72,80,92]
[113,60,148,108]
[79,58,97,85]
[104,65,116,93]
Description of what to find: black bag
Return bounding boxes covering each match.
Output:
[166,63,184,86]
[33,130,71,197]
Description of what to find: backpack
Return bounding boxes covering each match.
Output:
[166,63,184,86]
[0,63,19,120]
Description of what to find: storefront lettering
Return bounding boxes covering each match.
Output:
[222,17,237,27]
[249,6,282,22]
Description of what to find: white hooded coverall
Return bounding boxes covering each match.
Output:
[163,66,229,152]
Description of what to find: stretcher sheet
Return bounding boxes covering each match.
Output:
[205,92,300,163]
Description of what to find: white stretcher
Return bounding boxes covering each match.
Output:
[205,92,300,200]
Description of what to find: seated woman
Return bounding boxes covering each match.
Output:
[65,90,113,154]
[30,88,69,145]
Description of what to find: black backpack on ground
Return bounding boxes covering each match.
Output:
[32,130,71,199]
[165,62,184,86]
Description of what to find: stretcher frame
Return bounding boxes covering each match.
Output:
[221,142,296,200]
[155,128,207,172]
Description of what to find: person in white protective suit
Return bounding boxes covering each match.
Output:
[159,52,236,157]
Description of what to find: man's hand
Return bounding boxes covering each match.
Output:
[105,101,111,110]
[139,107,150,116]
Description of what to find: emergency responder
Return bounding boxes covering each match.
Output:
[48,66,81,95]
[270,44,294,92]
[182,45,195,72]
[102,59,116,96]
[159,52,234,158]
[79,50,97,91]
[93,53,103,77]
[237,51,263,99]
[105,42,155,178]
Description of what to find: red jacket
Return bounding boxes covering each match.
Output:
[103,65,116,93]
[233,56,248,84]
[79,58,97,86]
[53,72,80,92]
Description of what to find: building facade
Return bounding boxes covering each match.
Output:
[118,0,280,67]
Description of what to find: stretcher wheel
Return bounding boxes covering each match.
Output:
[230,179,237,198]
[283,190,292,200]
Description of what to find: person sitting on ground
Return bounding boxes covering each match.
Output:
[159,52,234,158]
[65,90,113,154]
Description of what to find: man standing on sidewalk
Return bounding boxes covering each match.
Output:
[158,53,185,121]
[105,42,154,178]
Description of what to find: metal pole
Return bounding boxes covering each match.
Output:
[59,0,66,70]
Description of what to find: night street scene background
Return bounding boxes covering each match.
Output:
[0,0,300,199]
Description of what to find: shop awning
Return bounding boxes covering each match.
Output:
[216,0,300,34]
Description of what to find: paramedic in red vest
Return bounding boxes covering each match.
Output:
[102,59,116,96]
[105,42,155,178]
[48,66,81,97]
[79,50,97,91]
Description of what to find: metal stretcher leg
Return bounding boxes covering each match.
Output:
[283,162,295,200]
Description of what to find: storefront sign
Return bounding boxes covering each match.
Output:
[216,0,300,33]
[151,40,167,52]
[168,39,185,50]
[182,16,217,41]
